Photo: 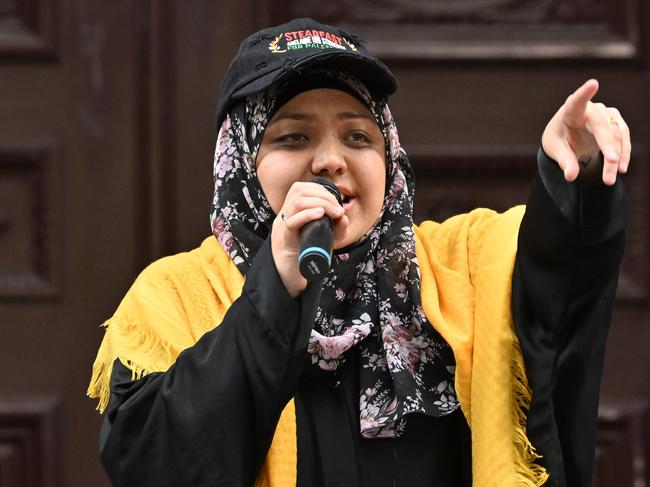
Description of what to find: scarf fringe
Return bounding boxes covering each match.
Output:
[87,357,113,413]
[511,333,549,486]
[87,317,177,414]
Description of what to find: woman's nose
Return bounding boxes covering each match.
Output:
[311,137,347,175]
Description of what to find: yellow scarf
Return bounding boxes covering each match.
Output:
[88,206,548,486]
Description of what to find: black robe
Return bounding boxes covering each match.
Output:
[97,149,626,487]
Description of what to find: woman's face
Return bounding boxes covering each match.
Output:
[256,88,387,249]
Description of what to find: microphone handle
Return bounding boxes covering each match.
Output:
[298,215,334,282]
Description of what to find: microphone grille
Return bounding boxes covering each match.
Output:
[312,177,343,205]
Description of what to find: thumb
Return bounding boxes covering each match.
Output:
[555,146,581,182]
[333,215,349,243]
[563,79,599,126]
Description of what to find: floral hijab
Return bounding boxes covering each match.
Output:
[210,70,459,438]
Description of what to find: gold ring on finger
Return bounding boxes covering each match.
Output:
[607,116,620,127]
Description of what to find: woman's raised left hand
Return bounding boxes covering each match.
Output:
[541,79,631,186]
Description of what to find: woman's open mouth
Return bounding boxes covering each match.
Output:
[342,194,354,212]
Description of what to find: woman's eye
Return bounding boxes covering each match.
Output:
[275,133,307,145]
[347,131,371,144]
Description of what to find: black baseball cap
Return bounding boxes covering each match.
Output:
[215,18,398,128]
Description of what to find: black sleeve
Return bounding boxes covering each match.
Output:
[99,238,321,487]
[513,148,627,487]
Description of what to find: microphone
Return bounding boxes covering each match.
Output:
[298,178,342,282]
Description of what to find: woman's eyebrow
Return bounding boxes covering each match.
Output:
[269,111,374,125]
[337,111,375,122]
[269,112,317,124]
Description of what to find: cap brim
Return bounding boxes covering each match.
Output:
[232,50,398,101]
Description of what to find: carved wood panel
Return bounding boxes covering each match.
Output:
[594,401,650,486]
[0,144,59,299]
[264,0,642,61]
[0,397,61,487]
[0,0,58,59]
[408,144,647,301]
[275,0,611,24]
[0,1,646,486]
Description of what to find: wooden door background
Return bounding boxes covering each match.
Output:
[0,1,647,485]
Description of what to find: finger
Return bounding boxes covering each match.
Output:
[283,207,325,232]
[333,215,350,244]
[285,196,344,219]
[287,181,343,207]
[609,108,631,173]
[620,121,631,173]
[563,79,599,126]
[600,131,622,186]
[555,145,581,182]
[586,106,622,185]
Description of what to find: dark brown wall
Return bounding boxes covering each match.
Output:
[0,1,647,485]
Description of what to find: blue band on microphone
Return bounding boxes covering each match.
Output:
[299,246,332,265]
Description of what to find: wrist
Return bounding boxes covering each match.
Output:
[271,247,306,298]
[278,268,307,298]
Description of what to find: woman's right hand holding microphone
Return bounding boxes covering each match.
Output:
[271,181,348,298]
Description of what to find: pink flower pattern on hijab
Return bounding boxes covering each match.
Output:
[210,69,458,438]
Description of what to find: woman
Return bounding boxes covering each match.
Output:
[88,18,629,487]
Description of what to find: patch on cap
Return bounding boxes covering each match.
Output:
[268,29,358,54]
[214,18,398,129]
